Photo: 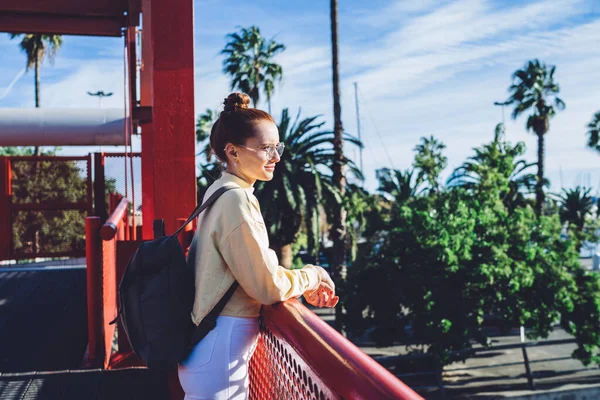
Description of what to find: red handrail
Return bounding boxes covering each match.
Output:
[260,299,423,400]
[100,198,129,241]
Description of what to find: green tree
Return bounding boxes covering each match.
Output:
[377,167,422,205]
[254,108,362,269]
[447,123,538,210]
[345,135,600,368]
[505,59,565,215]
[552,186,597,251]
[221,26,285,113]
[585,111,600,153]
[195,109,222,202]
[413,136,447,192]
[7,149,87,258]
[10,34,63,156]
[196,109,218,162]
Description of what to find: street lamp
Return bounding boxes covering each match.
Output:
[87,90,114,108]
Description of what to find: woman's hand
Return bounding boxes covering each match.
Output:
[304,282,339,308]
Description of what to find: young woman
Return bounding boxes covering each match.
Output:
[178,92,338,400]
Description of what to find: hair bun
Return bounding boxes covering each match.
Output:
[223,92,251,112]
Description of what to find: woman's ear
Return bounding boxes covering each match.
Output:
[225,144,238,160]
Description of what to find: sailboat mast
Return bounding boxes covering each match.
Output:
[353,82,364,181]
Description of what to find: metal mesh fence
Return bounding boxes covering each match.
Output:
[102,154,142,213]
[248,318,337,400]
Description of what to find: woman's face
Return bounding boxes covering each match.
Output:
[226,120,281,185]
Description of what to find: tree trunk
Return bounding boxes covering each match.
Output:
[268,99,271,115]
[330,0,347,326]
[536,131,545,216]
[34,55,41,156]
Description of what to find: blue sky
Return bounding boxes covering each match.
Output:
[1,0,599,193]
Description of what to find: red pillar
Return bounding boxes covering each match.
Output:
[0,157,11,260]
[140,0,196,238]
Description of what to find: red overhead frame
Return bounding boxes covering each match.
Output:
[140,0,196,238]
[0,0,134,37]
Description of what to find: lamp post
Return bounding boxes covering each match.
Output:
[87,91,113,108]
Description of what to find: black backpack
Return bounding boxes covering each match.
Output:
[110,186,241,370]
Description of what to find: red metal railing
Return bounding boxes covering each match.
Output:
[84,198,129,369]
[84,212,422,398]
[250,300,423,400]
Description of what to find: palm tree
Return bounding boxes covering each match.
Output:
[329,0,348,294]
[505,59,565,215]
[195,109,222,202]
[413,136,448,192]
[376,167,422,204]
[254,108,362,269]
[447,124,538,210]
[221,26,285,113]
[196,109,218,162]
[10,34,63,156]
[585,111,600,153]
[554,187,595,232]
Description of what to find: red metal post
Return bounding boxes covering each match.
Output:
[86,153,93,216]
[141,0,196,237]
[0,157,10,260]
[85,216,102,367]
[140,0,154,241]
[94,153,108,223]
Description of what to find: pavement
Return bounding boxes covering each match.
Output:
[309,305,600,399]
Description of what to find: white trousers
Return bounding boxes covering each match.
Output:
[178,316,260,400]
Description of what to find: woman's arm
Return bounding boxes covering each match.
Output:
[219,219,324,305]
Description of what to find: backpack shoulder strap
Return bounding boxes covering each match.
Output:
[172,186,242,237]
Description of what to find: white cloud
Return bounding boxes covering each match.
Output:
[2,0,599,195]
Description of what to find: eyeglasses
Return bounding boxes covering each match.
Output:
[236,143,285,159]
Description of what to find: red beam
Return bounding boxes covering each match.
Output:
[145,0,196,235]
[0,0,127,18]
[0,13,124,37]
[7,155,90,161]
[10,202,90,211]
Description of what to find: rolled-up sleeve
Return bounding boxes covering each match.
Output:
[219,219,321,305]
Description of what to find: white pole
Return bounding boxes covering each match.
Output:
[353,82,364,183]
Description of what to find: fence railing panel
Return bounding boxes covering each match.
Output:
[250,299,423,400]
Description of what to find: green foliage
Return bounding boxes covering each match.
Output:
[10,34,63,70]
[221,26,285,110]
[553,187,595,231]
[344,133,600,368]
[586,111,600,153]
[413,136,447,192]
[506,59,565,134]
[9,154,87,257]
[0,147,34,156]
[254,108,362,259]
[447,124,537,210]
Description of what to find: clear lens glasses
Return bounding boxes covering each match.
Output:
[266,143,285,158]
[233,143,285,159]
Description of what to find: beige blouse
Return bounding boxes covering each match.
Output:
[187,171,321,325]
